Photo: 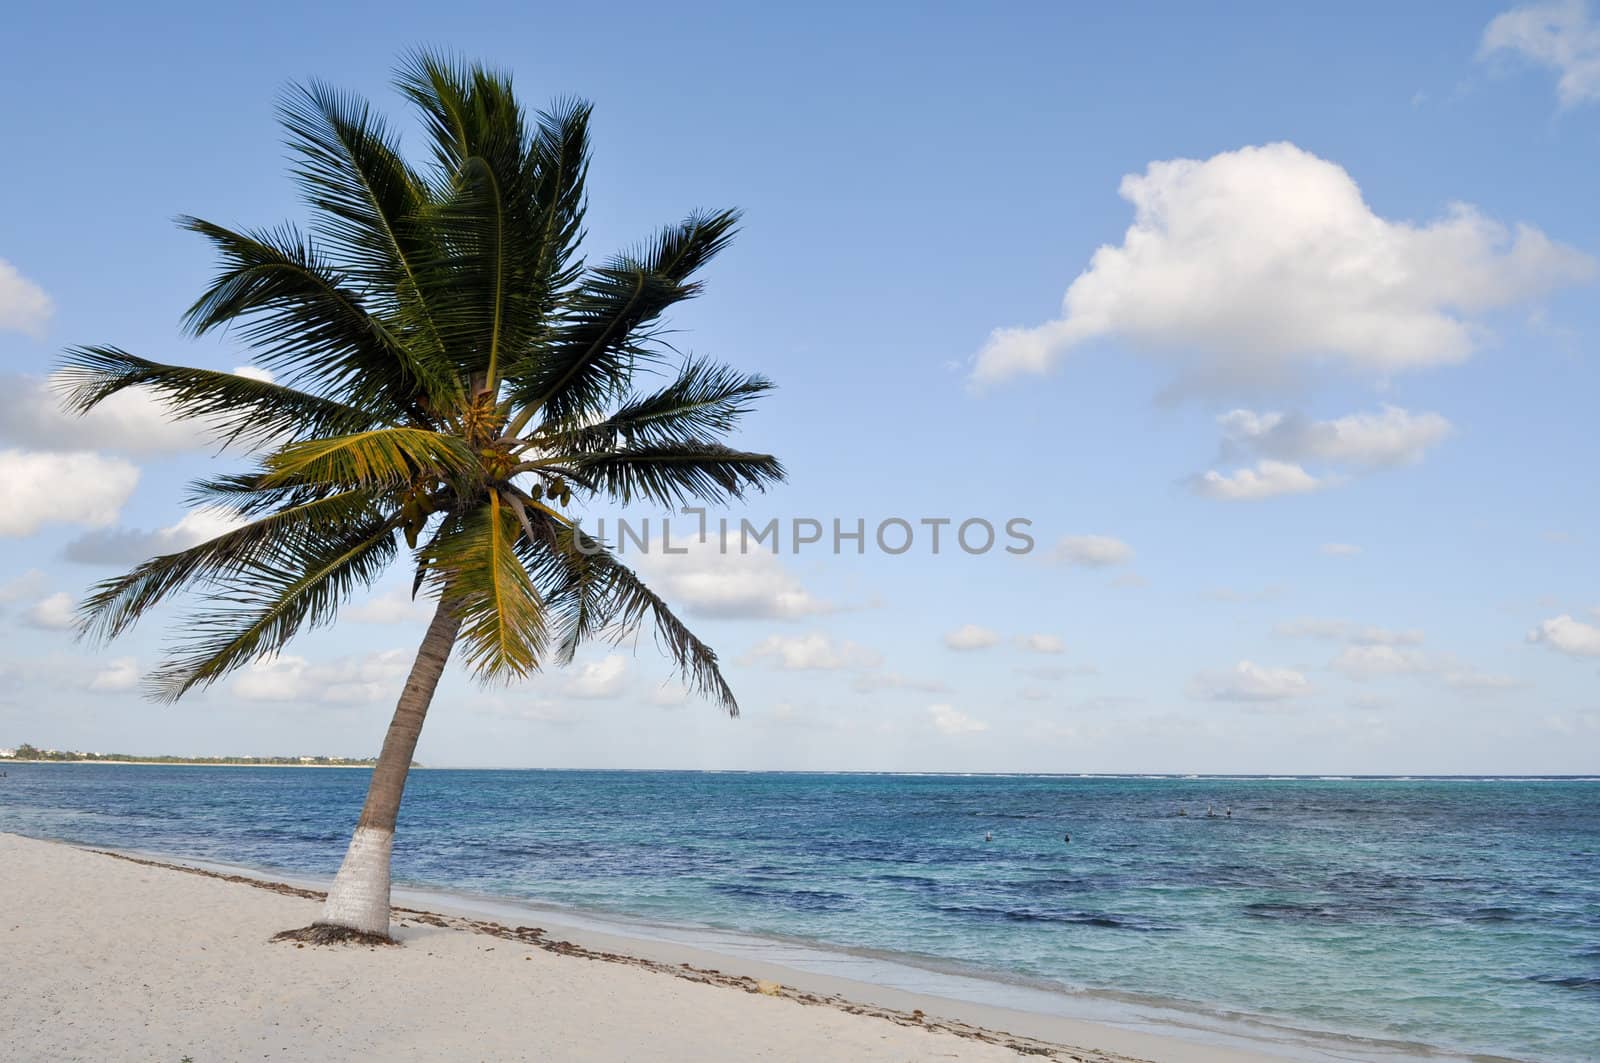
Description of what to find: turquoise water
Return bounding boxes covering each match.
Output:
[2,766,1595,1061]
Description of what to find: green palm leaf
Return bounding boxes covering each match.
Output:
[260,428,479,489]
[427,490,546,679]
[56,346,379,449]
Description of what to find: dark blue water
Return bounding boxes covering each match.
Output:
[3,766,1596,1062]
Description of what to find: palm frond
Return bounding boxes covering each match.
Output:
[146,516,401,702]
[518,518,736,713]
[79,490,392,643]
[278,80,453,372]
[544,357,773,452]
[259,428,479,489]
[426,490,546,679]
[180,217,457,414]
[568,442,784,506]
[503,209,741,422]
[56,346,379,450]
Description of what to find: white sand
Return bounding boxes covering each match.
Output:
[1,833,1297,1062]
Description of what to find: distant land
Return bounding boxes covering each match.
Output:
[0,743,408,768]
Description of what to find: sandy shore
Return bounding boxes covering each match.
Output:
[1,832,1299,1062]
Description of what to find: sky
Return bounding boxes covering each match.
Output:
[1,0,1598,773]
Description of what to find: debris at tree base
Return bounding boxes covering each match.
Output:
[271,923,398,947]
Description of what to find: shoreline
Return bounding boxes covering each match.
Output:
[0,830,1175,1063]
[4,830,1522,1063]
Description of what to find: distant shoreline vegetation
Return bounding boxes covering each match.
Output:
[0,743,410,767]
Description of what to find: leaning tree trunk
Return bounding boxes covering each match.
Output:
[315,598,462,938]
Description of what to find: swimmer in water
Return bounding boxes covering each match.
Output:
[1063,833,1071,845]
[1178,807,1188,817]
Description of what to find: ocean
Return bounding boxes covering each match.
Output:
[2,766,1595,1062]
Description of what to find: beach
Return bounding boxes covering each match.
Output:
[2,832,1298,1063]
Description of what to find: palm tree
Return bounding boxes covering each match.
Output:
[61,52,783,942]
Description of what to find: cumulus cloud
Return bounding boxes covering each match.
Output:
[0,259,52,336]
[746,633,881,671]
[1481,0,1600,106]
[0,450,140,537]
[1194,460,1329,501]
[0,570,47,605]
[344,588,433,625]
[1275,619,1426,646]
[0,375,205,456]
[928,704,988,735]
[635,537,833,620]
[25,592,77,631]
[1051,535,1134,567]
[1017,663,1099,681]
[0,368,278,457]
[1188,660,1310,702]
[851,671,950,694]
[88,657,140,693]
[1197,407,1450,501]
[65,508,246,565]
[1218,406,1452,468]
[1528,614,1600,656]
[971,142,1592,390]
[1016,633,1065,654]
[563,654,629,698]
[942,624,1002,651]
[1331,644,1433,680]
[1442,669,1522,692]
[232,650,412,704]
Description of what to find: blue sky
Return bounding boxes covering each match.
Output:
[2,1,1597,772]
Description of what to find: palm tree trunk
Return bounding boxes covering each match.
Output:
[317,597,462,937]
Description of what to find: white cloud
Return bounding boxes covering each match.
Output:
[0,570,47,604]
[1331,644,1432,680]
[1528,614,1600,656]
[971,142,1593,389]
[25,592,77,631]
[344,588,432,625]
[88,657,140,693]
[1016,633,1065,654]
[636,537,833,620]
[66,507,246,565]
[1194,460,1329,502]
[0,375,209,456]
[0,259,52,336]
[746,633,881,671]
[232,650,411,704]
[1481,0,1600,106]
[942,624,1002,651]
[1276,619,1426,646]
[928,704,988,735]
[1218,406,1452,468]
[1051,535,1134,567]
[850,671,950,694]
[1188,660,1310,702]
[0,367,282,458]
[1321,543,1362,557]
[0,450,140,537]
[647,681,693,707]
[563,654,629,699]
[1442,669,1522,692]
[1017,663,1099,681]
